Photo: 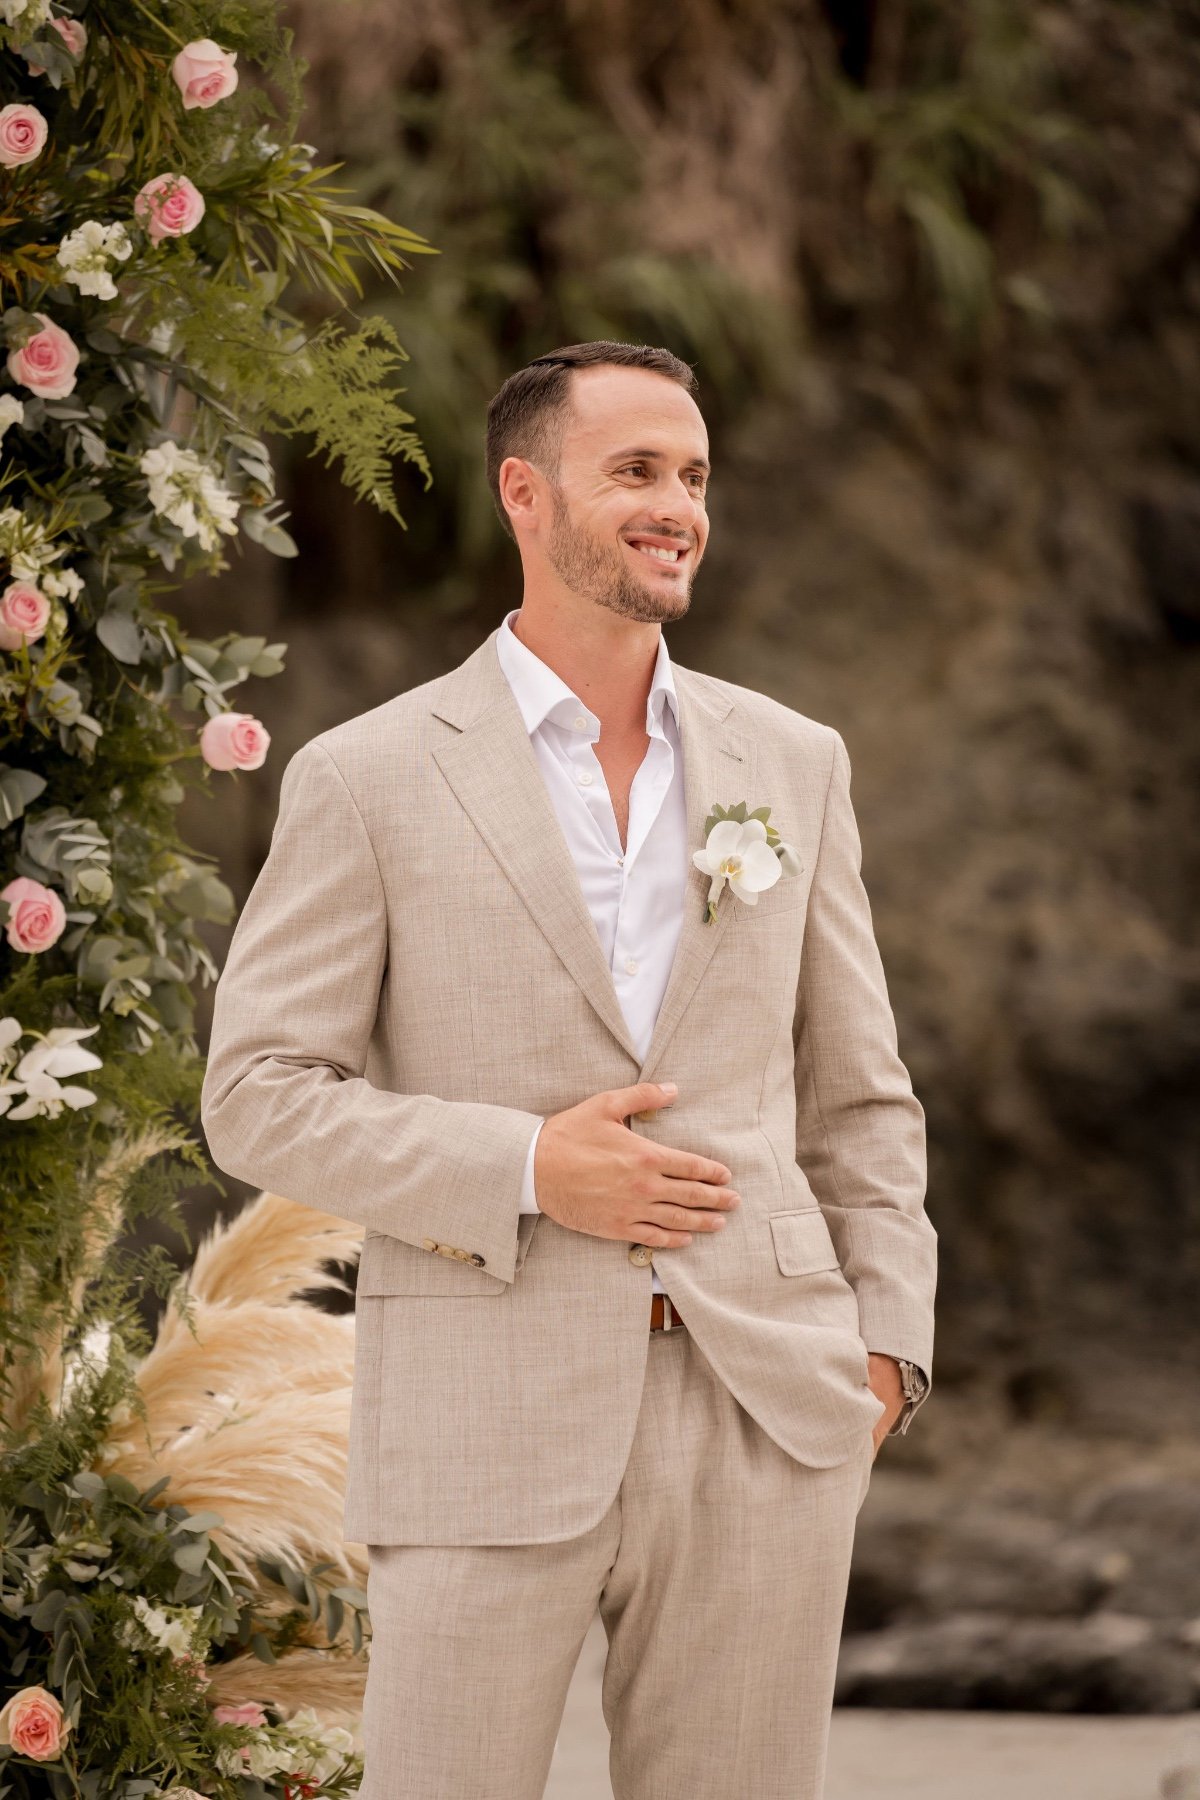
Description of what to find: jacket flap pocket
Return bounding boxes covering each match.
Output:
[769,1207,841,1276]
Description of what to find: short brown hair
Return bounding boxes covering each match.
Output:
[485,341,698,541]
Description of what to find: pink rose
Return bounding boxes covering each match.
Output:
[1,876,67,954]
[171,38,238,111]
[28,16,88,77]
[0,580,51,650]
[200,712,270,772]
[6,312,79,399]
[212,1700,267,1728]
[134,173,205,246]
[0,1684,71,1761]
[0,103,48,169]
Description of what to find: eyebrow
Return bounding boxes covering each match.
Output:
[608,446,711,474]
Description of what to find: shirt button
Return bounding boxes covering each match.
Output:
[574,715,587,729]
[625,957,638,974]
[578,770,593,785]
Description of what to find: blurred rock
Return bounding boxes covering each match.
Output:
[1072,1480,1200,1619]
[836,1611,1199,1713]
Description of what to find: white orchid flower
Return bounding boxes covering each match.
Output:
[693,816,783,914]
[0,1023,103,1119]
[14,1023,102,1082]
[2,1071,99,1119]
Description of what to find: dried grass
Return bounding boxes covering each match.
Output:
[97,1190,369,1717]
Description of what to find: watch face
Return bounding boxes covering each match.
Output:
[898,1360,928,1401]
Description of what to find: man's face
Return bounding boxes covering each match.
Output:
[535,366,711,626]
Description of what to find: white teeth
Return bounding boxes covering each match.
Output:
[631,543,682,562]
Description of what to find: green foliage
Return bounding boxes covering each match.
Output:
[0,0,425,1785]
[1,1469,367,1796]
[327,18,802,565]
[827,0,1098,335]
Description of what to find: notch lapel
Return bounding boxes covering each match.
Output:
[430,628,757,1078]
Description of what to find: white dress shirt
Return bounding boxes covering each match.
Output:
[494,605,692,1295]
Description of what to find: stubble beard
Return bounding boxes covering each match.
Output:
[545,487,696,626]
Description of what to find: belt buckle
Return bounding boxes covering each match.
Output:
[662,1295,674,1333]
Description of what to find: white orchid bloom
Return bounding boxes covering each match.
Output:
[14,1023,102,1083]
[693,817,783,911]
[0,1022,103,1119]
[3,1069,99,1119]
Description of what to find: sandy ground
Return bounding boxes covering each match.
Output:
[543,1613,1200,1800]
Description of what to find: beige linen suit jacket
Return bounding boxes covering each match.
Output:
[200,625,936,1547]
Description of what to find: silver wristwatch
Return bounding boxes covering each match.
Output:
[896,1358,928,1406]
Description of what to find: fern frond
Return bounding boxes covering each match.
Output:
[266,313,433,524]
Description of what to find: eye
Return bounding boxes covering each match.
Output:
[618,463,648,477]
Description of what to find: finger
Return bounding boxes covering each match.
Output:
[650,1203,727,1232]
[659,1150,733,1185]
[654,1181,740,1211]
[635,1227,694,1248]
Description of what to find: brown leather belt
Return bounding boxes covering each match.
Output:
[650,1293,686,1332]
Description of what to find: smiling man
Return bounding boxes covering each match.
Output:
[200,340,936,1799]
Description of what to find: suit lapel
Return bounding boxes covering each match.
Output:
[430,627,757,1078]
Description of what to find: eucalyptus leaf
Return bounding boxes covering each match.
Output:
[239,505,298,556]
[172,1536,211,1575]
[0,765,47,824]
[277,1561,309,1604]
[173,1509,226,1533]
[249,649,286,676]
[30,1588,69,1630]
[84,328,124,356]
[67,493,113,524]
[97,610,143,664]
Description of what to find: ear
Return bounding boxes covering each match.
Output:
[498,455,543,537]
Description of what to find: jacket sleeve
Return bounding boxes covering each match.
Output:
[792,728,937,1429]
[200,737,545,1283]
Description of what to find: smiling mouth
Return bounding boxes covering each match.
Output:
[625,539,690,567]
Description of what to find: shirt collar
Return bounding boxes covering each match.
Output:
[495,606,679,739]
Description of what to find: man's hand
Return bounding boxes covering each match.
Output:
[534,1082,742,1246]
[867,1352,905,1457]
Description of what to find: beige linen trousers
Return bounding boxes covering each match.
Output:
[200,624,937,1795]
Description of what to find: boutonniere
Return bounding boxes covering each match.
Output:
[692,801,804,924]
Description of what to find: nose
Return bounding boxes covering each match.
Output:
[646,473,701,533]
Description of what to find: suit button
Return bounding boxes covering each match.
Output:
[628,1243,654,1267]
[469,1253,486,1267]
[421,1238,438,1253]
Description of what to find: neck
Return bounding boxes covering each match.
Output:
[511,601,660,740]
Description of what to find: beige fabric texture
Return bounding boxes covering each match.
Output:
[358,1326,875,1800]
[200,625,937,1545]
